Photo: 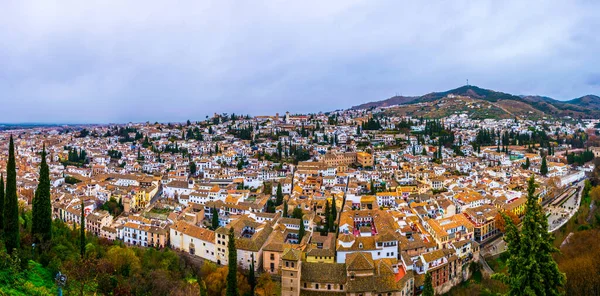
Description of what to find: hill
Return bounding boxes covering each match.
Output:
[352,85,600,119]
[566,95,600,109]
[351,95,416,110]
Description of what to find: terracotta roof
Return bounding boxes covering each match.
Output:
[346,252,374,271]
[171,220,215,242]
[301,262,346,284]
[281,248,301,261]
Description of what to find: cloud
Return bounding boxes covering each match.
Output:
[0,0,599,123]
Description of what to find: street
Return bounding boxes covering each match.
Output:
[546,179,585,232]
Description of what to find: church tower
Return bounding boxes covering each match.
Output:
[281,248,301,296]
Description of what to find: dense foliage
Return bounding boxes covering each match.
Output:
[4,136,20,254]
[493,176,565,295]
[32,145,52,243]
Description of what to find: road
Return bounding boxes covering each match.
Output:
[546,179,584,232]
[479,256,495,276]
[480,235,506,257]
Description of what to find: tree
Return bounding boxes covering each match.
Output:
[275,183,283,206]
[492,175,565,295]
[4,136,19,254]
[522,157,530,169]
[276,142,283,159]
[423,271,434,296]
[0,174,4,237]
[292,207,303,220]
[211,207,219,230]
[189,161,197,176]
[248,253,256,296]
[495,211,519,233]
[265,200,275,213]
[199,280,208,296]
[80,199,86,257]
[226,228,239,296]
[331,196,337,224]
[370,179,376,195]
[592,157,600,186]
[255,273,276,296]
[283,200,288,218]
[555,229,600,295]
[32,144,53,243]
[540,156,548,176]
[298,217,305,242]
[237,158,244,170]
[327,213,334,233]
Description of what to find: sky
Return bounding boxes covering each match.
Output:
[1,0,599,124]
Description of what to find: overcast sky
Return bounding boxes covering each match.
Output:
[1,1,599,123]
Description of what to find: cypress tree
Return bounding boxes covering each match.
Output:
[540,156,548,176]
[276,183,283,206]
[283,200,288,218]
[248,253,256,296]
[423,271,434,296]
[331,196,337,224]
[493,175,565,295]
[4,136,20,254]
[32,144,52,243]
[324,200,330,223]
[298,216,305,242]
[80,199,86,257]
[226,228,239,296]
[211,206,219,230]
[0,174,4,237]
[370,179,376,195]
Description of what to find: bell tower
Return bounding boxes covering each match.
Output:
[281,248,301,296]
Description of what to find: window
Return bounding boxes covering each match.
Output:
[304,283,307,288]
[270,254,275,260]
[316,284,319,289]
[340,284,343,290]
[285,261,289,267]
[328,284,331,290]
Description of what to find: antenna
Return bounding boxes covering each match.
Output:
[466,79,469,86]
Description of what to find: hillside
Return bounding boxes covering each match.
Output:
[381,96,519,120]
[353,85,600,119]
[567,95,600,109]
[350,95,416,110]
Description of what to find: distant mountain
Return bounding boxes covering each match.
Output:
[566,95,600,109]
[351,85,600,119]
[351,95,416,110]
